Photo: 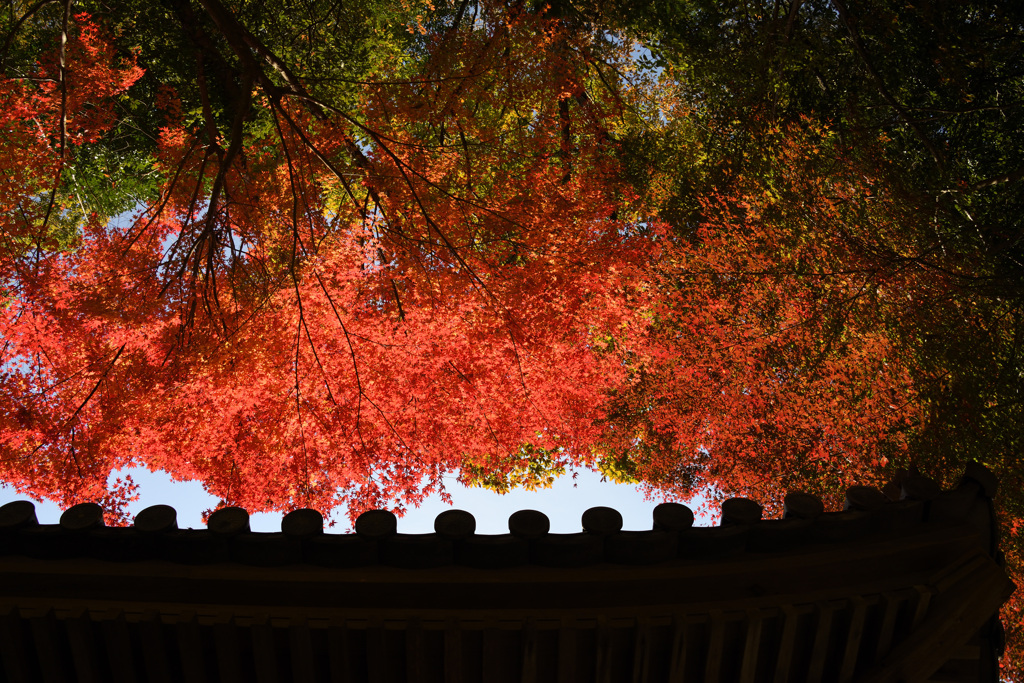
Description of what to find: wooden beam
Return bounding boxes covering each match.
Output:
[175,614,208,683]
[557,621,577,683]
[772,605,799,683]
[405,618,425,683]
[65,611,101,683]
[595,617,611,683]
[806,602,836,683]
[213,620,244,683]
[0,608,34,683]
[859,556,1014,683]
[704,610,725,683]
[445,619,463,683]
[29,610,68,683]
[251,618,279,683]
[630,619,652,683]
[102,612,139,683]
[289,618,318,682]
[667,616,688,683]
[739,609,764,683]
[837,596,867,683]
[874,591,903,661]
[326,620,351,683]
[139,612,174,683]
[366,620,388,683]
[520,619,538,683]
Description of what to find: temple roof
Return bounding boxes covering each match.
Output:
[0,463,1013,682]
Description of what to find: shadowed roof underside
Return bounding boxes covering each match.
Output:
[0,464,1013,682]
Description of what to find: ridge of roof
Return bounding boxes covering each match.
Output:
[0,464,1002,570]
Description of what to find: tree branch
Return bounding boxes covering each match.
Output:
[38,0,73,235]
[830,0,946,172]
[966,167,1024,193]
[63,343,126,431]
[0,0,57,70]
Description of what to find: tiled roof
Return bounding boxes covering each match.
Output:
[0,463,1012,682]
[0,463,1003,570]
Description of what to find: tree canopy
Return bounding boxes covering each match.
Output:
[2,0,1023,673]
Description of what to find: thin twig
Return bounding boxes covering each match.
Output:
[38,0,74,235]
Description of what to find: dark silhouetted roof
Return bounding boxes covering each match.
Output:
[0,463,1013,682]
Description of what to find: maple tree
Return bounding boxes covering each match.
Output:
[0,0,660,521]
[2,0,1023,671]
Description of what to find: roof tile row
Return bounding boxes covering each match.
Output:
[0,465,998,569]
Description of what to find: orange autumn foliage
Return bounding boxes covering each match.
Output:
[597,124,924,514]
[0,5,990,544]
[0,5,650,520]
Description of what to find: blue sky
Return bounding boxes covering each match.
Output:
[0,466,710,533]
